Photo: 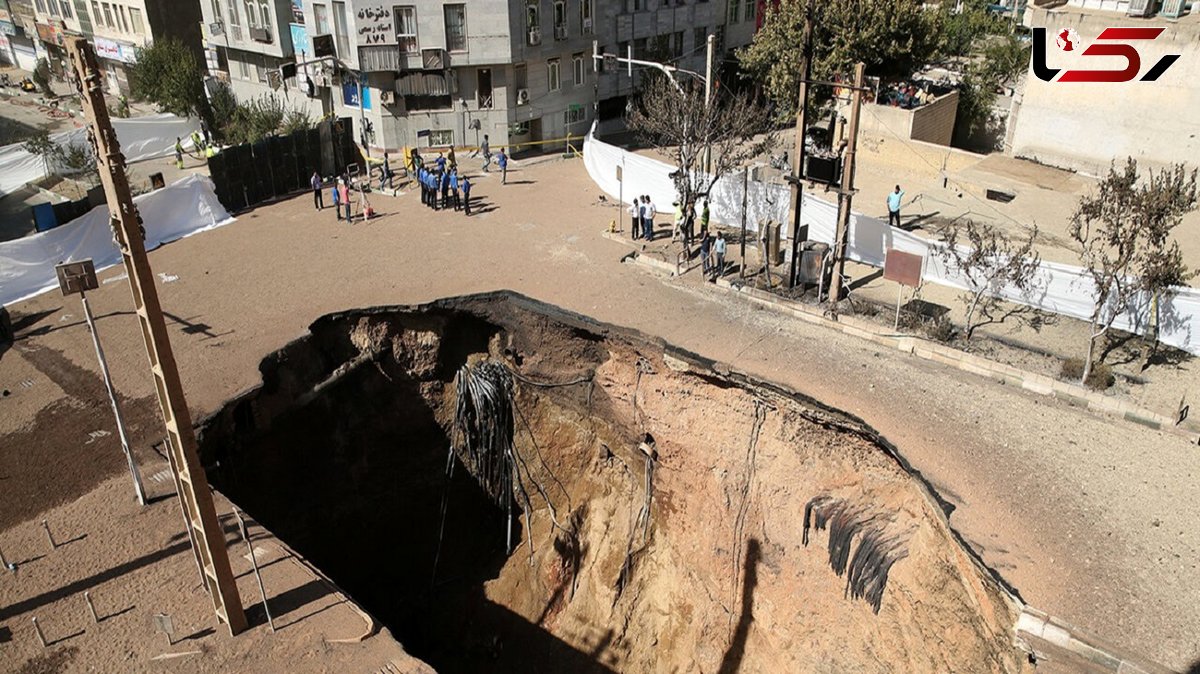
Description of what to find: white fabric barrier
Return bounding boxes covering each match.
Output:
[0,174,233,307]
[583,124,1200,356]
[0,113,201,196]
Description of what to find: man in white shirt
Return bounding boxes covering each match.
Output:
[645,197,657,241]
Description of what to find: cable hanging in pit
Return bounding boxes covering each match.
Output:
[433,359,582,586]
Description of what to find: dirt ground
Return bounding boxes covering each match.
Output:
[1,155,1199,671]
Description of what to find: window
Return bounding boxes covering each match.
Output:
[553,0,565,39]
[244,0,259,27]
[548,58,560,92]
[694,28,706,55]
[618,40,628,60]
[728,0,740,23]
[58,0,72,19]
[572,53,584,86]
[580,0,593,34]
[102,3,114,28]
[514,63,526,89]
[312,3,328,34]
[228,0,240,27]
[564,105,585,125]
[525,2,539,44]
[444,4,466,52]
[745,0,756,22]
[633,37,646,56]
[260,0,272,33]
[394,6,417,53]
[653,34,668,58]
[130,7,143,33]
[673,31,683,58]
[332,1,349,60]
[237,57,250,79]
[92,2,101,24]
[628,0,645,11]
[34,0,47,15]
[429,129,454,146]
[118,6,129,32]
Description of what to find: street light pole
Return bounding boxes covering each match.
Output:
[81,289,147,506]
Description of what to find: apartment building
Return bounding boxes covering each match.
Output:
[0,0,40,69]
[28,0,84,75]
[285,0,753,155]
[199,0,325,117]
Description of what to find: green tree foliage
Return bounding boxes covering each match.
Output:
[216,93,313,146]
[208,82,239,142]
[1070,159,1198,383]
[23,129,61,176]
[952,31,1029,148]
[739,0,943,116]
[130,39,210,124]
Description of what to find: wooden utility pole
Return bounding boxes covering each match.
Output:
[827,62,866,305]
[65,37,248,636]
[787,0,815,288]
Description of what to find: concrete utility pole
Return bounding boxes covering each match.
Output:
[787,0,815,289]
[65,37,248,637]
[827,62,866,305]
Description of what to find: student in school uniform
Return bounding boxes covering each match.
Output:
[332,179,342,220]
[461,176,473,216]
[450,170,461,211]
[441,170,451,209]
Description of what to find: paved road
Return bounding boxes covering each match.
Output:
[1,158,1197,671]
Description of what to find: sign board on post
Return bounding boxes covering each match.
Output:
[883,249,923,288]
[55,260,98,296]
[883,249,924,330]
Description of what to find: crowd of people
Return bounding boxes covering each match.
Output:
[629,194,727,281]
[876,82,937,109]
[308,140,504,221]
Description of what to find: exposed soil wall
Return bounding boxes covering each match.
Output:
[197,292,1032,673]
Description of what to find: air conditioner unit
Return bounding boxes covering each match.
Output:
[583,17,593,32]
[249,26,272,44]
[311,33,335,58]
[528,27,542,45]
[1160,0,1185,17]
[422,48,446,70]
[379,90,395,105]
[1126,0,1155,16]
[516,88,530,105]
[554,25,568,40]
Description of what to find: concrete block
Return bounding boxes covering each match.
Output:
[1123,412,1162,430]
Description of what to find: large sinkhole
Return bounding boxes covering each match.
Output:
[197,293,1033,673]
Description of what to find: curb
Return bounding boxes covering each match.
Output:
[709,278,1199,443]
[1015,608,1172,673]
[607,247,1197,442]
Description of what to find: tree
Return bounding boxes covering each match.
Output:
[31,58,53,97]
[627,74,775,214]
[740,0,943,116]
[937,220,1043,342]
[130,39,211,125]
[24,129,62,177]
[952,33,1029,149]
[1070,159,1198,384]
